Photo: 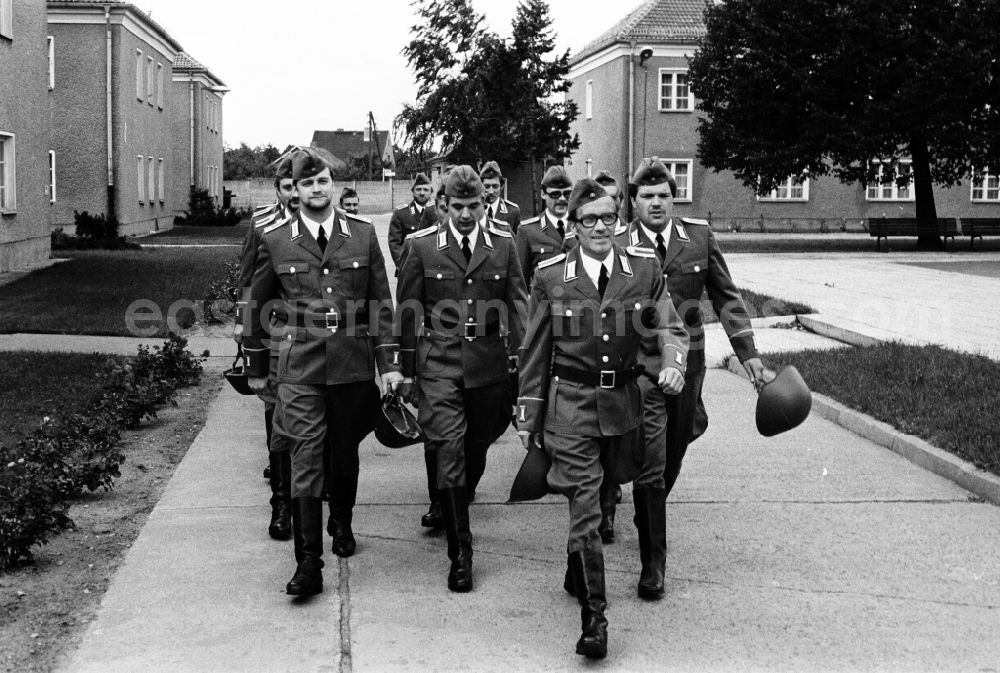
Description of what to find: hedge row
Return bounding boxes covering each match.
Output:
[0,335,203,570]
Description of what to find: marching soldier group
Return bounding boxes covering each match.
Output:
[237,149,764,660]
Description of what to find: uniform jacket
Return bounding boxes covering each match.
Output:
[487,198,521,235]
[237,207,292,349]
[515,211,570,289]
[388,200,437,268]
[615,217,757,371]
[242,208,399,385]
[397,221,528,389]
[517,244,689,436]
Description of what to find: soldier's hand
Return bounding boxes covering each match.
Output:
[397,378,416,403]
[232,324,243,344]
[518,431,541,451]
[657,368,685,395]
[247,376,268,394]
[743,357,766,388]
[382,371,404,394]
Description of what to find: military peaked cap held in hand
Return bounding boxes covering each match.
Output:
[630,156,677,197]
[444,165,484,198]
[479,161,503,180]
[412,172,431,187]
[540,165,572,189]
[275,155,294,180]
[594,170,619,191]
[567,178,608,219]
[291,147,333,182]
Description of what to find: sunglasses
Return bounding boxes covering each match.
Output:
[545,189,573,199]
[576,212,618,228]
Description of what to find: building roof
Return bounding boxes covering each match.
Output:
[570,0,707,65]
[173,51,227,88]
[48,1,184,54]
[310,130,394,167]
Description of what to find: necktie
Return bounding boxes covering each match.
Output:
[655,233,667,260]
[598,263,609,299]
[461,235,472,262]
[556,219,565,238]
[316,225,328,253]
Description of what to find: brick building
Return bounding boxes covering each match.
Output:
[0,0,52,272]
[566,0,1000,229]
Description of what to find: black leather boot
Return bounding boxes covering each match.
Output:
[327,506,356,557]
[633,487,667,600]
[421,449,444,529]
[464,441,488,504]
[569,549,608,659]
[598,479,616,544]
[286,497,324,596]
[267,450,292,540]
[563,554,576,596]
[440,486,473,592]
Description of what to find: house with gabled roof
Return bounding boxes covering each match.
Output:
[310,129,394,178]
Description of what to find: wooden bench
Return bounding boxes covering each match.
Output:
[961,218,1000,250]
[868,218,959,251]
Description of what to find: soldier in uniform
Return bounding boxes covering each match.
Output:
[611,157,764,567]
[515,165,575,288]
[562,170,624,258]
[388,172,437,273]
[397,166,528,592]
[235,155,298,540]
[339,187,360,215]
[517,177,688,659]
[244,148,402,597]
[480,161,521,234]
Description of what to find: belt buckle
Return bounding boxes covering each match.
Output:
[325,308,339,334]
[599,370,615,389]
[464,322,477,341]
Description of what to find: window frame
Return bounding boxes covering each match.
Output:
[48,150,56,203]
[866,160,914,202]
[136,49,143,101]
[661,158,693,202]
[0,0,13,40]
[658,68,693,112]
[156,62,164,109]
[146,56,154,105]
[137,155,145,203]
[585,80,593,120]
[147,156,155,204]
[0,132,16,212]
[157,158,165,202]
[758,176,810,202]
[970,168,1000,202]
[47,36,55,89]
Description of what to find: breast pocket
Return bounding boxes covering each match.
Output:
[530,244,556,260]
[277,262,310,296]
[679,259,708,277]
[423,268,456,302]
[338,256,370,297]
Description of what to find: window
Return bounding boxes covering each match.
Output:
[662,159,693,201]
[866,160,913,201]
[585,80,593,120]
[157,158,165,202]
[136,50,143,100]
[759,176,810,202]
[47,37,54,89]
[0,133,15,212]
[971,169,1000,202]
[146,57,154,104]
[137,155,144,203]
[147,157,155,204]
[48,150,56,203]
[0,0,12,40]
[659,69,693,112]
[204,96,209,130]
[156,63,164,109]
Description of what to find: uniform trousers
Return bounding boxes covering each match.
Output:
[633,376,667,488]
[277,380,378,499]
[417,377,508,490]
[663,366,707,496]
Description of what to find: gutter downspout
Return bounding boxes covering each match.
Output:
[189,76,195,189]
[627,39,636,221]
[105,5,115,220]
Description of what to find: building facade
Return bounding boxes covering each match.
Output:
[566,0,1000,230]
[0,0,52,272]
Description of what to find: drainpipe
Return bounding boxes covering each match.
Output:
[189,75,195,189]
[627,40,637,220]
[105,5,115,220]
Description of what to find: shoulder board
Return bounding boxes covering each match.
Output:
[262,216,290,235]
[346,213,372,224]
[406,226,437,240]
[488,225,512,238]
[253,204,274,214]
[681,217,709,226]
[626,245,657,259]
[613,222,628,236]
[395,204,409,211]
[537,253,566,269]
[521,216,541,226]
[254,212,277,228]
[502,198,518,207]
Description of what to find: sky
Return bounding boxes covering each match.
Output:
[132,0,629,150]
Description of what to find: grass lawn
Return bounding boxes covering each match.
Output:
[0,248,234,337]
[142,222,249,245]
[766,342,1000,476]
[701,288,814,324]
[0,351,119,438]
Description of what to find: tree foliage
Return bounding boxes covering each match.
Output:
[689,0,1000,244]
[223,143,288,180]
[396,0,579,168]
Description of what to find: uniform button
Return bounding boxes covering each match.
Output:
[540,247,545,253]
[602,355,609,363]
[326,288,332,294]
[436,273,443,279]
[601,312,606,318]
[553,376,560,382]
[323,269,329,275]
[694,265,701,272]
[565,309,573,316]
[289,266,296,273]
[602,334,609,342]
[467,299,473,305]
[467,279,473,285]
[495,274,500,280]
[467,317,474,323]
[634,303,641,309]
[353,261,359,268]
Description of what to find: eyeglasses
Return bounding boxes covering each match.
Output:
[576,212,618,228]
[545,189,572,199]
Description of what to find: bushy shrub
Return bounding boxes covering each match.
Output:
[0,449,73,568]
[51,212,141,251]
[175,188,243,227]
[204,255,242,322]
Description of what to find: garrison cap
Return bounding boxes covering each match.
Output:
[594,170,619,191]
[291,147,333,182]
[412,172,431,187]
[275,155,294,180]
[540,165,572,189]
[567,177,608,219]
[444,165,484,198]
[479,161,503,180]
[630,156,677,196]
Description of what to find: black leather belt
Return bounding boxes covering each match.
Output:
[424,316,500,340]
[552,363,642,389]
[299,308,369,333]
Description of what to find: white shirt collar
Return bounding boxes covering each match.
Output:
[578,249,614,289]
[544,210,567,232]
[300,209,334,242]
[639,220,670,249]
[448,220,478,253]
[413,200,424,213]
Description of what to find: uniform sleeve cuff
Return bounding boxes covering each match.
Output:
[401,349,416,378]
[245,347,270,378]
[515,397,545,432]
[375,343,401,375]
[662,346,687,374]
[731,335,758,363]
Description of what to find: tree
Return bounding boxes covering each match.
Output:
[688,0,1000,248]
[396,0,579,170]
[223,143,286,179]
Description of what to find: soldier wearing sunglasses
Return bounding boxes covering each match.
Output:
[515,165,577,288]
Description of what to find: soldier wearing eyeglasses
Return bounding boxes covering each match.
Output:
[517,177,688,659]
[515,165,575,288]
